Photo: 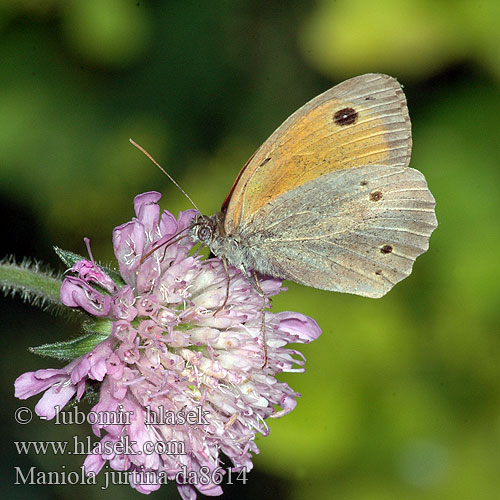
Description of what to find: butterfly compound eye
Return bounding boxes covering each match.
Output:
[197,225,212,242]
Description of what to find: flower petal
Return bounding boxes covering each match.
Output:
[275,311,322,342]
[60,276,111,316]
[34,382,76,419]
[134,191,162,233]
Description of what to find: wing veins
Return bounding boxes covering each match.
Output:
[281,112,407,154]
[306,246,395,285]
[365,226,432,237]
[339,128,408,148]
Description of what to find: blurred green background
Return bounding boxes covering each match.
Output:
[1,1,499,499]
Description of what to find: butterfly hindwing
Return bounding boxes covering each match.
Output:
[240,164,437,297]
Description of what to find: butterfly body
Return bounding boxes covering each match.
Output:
[190,73,437,298]
[190,212,286,280]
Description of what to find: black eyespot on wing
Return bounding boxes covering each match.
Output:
[380,245,393,254]
[370,190,383,201]
[333,107,358,126]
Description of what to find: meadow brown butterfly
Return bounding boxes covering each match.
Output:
[188,73,437,298]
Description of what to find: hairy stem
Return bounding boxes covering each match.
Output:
[0,258,62,308]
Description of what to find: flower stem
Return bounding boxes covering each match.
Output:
[0,258,62,308]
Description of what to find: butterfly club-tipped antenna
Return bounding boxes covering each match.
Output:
[129,138,200,212]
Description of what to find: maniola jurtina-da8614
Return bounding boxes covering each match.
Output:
[186,73,437,298]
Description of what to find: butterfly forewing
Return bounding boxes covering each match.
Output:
[225,73,412,233]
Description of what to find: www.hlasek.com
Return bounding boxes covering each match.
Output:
[14,405,248,489]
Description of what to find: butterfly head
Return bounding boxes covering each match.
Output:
[189,213,227,252]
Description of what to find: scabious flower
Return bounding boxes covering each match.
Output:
[14,192,321,498]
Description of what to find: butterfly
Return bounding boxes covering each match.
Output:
[188,73,437,298]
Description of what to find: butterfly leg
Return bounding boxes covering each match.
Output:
[213,256,230,317]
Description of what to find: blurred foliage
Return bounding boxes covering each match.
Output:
[301,0,500,80]
[1,1,499,499]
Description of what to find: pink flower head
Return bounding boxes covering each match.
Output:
[14,192,321,498]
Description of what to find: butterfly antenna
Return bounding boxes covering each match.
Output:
[129,138,199,212]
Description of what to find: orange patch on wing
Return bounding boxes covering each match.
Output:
[229,99,392,228]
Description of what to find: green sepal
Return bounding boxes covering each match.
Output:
[53,246,125,287]
[29,319,113,360]
[82,317,114,336]
[67,381,101,407]
[100,265,125,287]
[53,247,86,269]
